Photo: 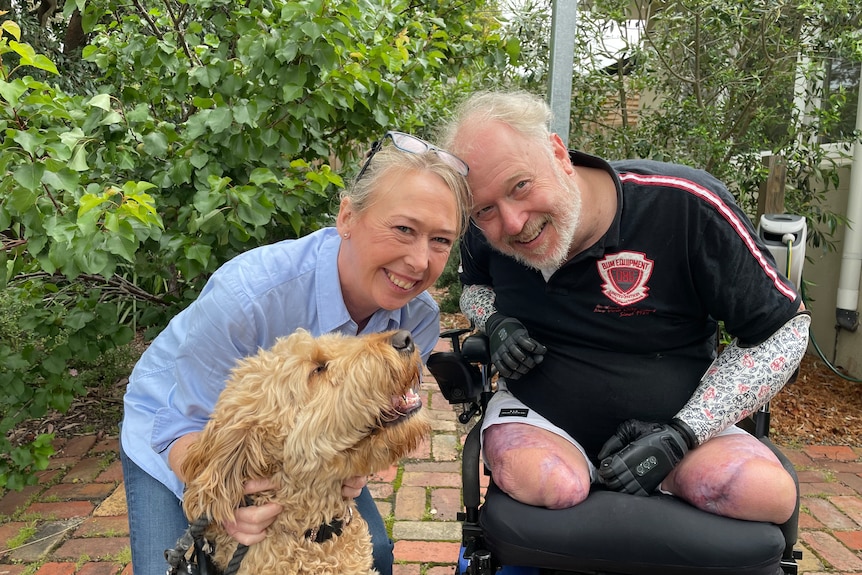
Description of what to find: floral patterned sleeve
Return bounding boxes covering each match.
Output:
[459,284,497,333]
[675,312,810,444]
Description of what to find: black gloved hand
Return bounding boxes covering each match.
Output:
[597,418,697,496]
[485,313,547,380]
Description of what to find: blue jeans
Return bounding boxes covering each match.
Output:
[120,443,394,575]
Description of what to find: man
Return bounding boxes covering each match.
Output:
[440,91,810,523]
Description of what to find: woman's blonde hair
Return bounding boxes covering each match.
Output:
[340,145,471,237]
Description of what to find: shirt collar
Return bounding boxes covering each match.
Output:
[568,150,623,259]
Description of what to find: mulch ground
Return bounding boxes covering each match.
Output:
[770,350,862,446]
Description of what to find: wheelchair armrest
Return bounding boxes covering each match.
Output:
[461,333,491,364]
[428,333,491,405]
[427,351,484,404]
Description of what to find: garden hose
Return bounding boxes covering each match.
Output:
[790,237,862,383]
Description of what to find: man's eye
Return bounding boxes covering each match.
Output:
[396,225,413,234]
[473,206,494,221]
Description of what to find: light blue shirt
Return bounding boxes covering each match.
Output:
[121,227,441,498]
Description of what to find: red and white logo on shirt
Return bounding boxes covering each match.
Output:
[597,251,653,306]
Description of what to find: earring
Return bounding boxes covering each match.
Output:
[343,232,349,238]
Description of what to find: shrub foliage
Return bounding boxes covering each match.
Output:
[0,1,510,490]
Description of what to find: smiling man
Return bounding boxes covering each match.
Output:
[440,90,810,523]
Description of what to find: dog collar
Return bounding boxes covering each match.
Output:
[305,505,353,543]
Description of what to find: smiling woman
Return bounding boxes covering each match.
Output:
[336,165,460,328]
[117,133,470,575]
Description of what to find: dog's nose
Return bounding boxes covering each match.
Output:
[391,330,414,354]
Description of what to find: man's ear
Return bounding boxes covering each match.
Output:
[336,197,354,236]
[549,133,575,175]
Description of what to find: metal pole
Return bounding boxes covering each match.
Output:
[547,0,578,146]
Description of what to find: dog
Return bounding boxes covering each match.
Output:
[180,328,431,575]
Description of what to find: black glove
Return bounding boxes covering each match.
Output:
[485,313,547,380]
[597,418,697,496]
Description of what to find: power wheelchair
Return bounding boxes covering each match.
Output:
[427,328,803,575]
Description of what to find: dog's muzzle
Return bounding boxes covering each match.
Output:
[381,386,423,426]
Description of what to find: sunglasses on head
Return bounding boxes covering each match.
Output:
[355,131,469,181]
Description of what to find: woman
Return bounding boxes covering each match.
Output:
[120,132,470,575]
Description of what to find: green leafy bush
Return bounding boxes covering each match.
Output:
[1,2,511,490]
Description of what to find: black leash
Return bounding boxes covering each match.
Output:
[165,497,252,575]
[223,542,249,575]
[165,514,248,575]
[164,513,219,575]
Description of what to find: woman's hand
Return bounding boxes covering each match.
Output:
[223,479,283,546]
[222,476,367,545]
[342,475,368,499]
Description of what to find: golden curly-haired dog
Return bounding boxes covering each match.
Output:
[180,328,431,575]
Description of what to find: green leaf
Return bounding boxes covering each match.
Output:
[0,79,28,106]
[78,193,108,217]
[190,65,221,89]
[505,37,520,62]
[185,243,212,269]
[10,446,34,468]
[300,21,323,41]
[106,233,138,262]
[12,131,46,155]
[185,112,208,140]
[12,163,44,191]
[195,209,226,233]
[86,93,113,111]
[249,168,278,185]
[25,53,59,75]
[9,40,36,61]
[42,168,80,193]
[190,150,209,169]
[2,20,21,41]
[68,144,89,171]
[76,248,110,275]
[142,132,169,157]
[99,111,124,125]
[205,108,232,134]
[281,83,304,101]
[168,159,193,184]
[41,354,67,375]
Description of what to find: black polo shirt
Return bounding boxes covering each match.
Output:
[459,152,802,462]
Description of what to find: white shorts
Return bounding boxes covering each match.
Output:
[480,388,750,489]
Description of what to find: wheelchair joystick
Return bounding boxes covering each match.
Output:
[440,328,472,354]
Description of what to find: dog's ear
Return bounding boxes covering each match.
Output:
[181,423,273,525]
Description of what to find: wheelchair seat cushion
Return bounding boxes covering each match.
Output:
[480,483,785,575]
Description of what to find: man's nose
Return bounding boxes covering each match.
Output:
[498,201,528,236]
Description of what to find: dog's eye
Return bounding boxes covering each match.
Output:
[311,364,327,377]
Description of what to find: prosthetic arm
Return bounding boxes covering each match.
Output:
[599,311,811,495]
[460,284,547,380]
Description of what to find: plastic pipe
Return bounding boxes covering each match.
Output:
[835,63,862,332]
